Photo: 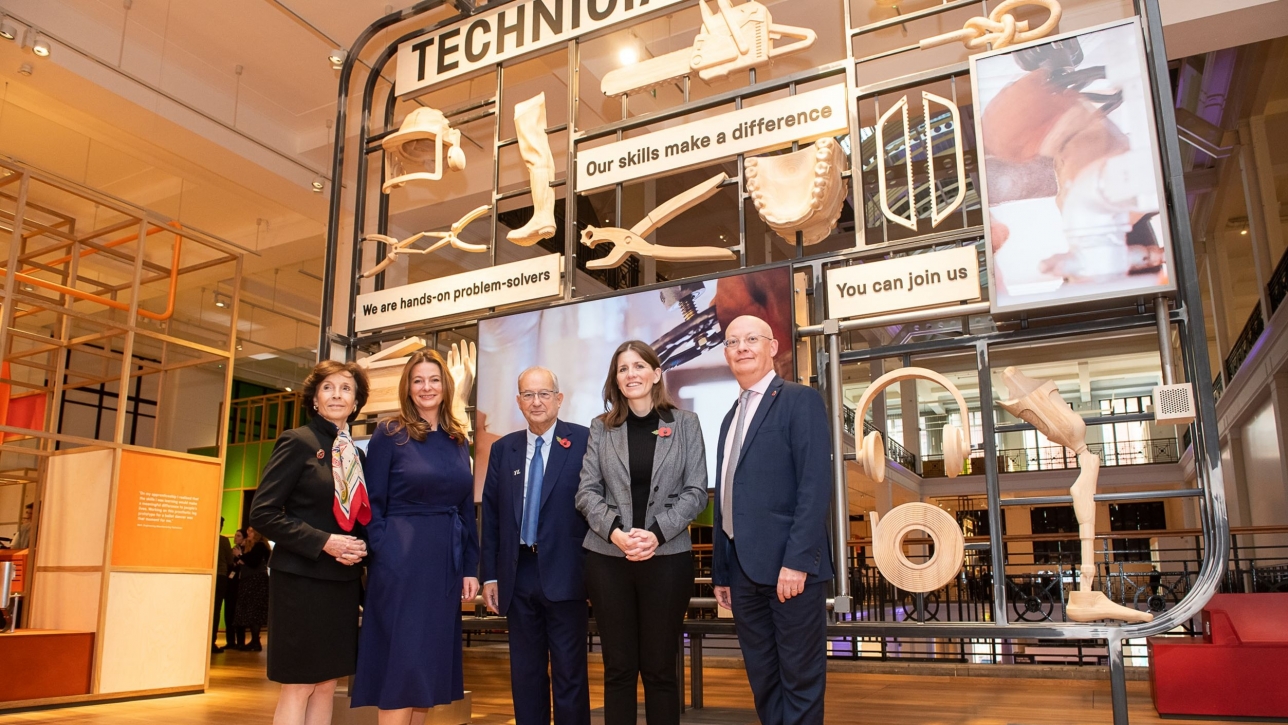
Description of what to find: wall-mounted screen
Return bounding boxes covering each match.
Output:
[474,265,794,498]
[973,19,1176,314]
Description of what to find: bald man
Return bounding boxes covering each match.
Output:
[712,315,833,725]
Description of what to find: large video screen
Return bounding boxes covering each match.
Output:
[474,265,794,497]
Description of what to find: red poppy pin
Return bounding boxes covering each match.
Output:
[556,436,571,449]
[654,427,673,438]
[317,449,326,459]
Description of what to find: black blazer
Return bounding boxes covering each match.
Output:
[249,416,366,582]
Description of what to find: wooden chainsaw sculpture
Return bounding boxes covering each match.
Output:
[998,366,1152,623]
[601,0,816,97]
[580,173,737,269]
[360,205,491,279]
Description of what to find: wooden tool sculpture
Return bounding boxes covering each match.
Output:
[920,0,1061,52]
[745,138,848,245]
[382,107,466,193]
[361,205,491,279]
[580,173,737,270]
[508,93,558,246]
[601,0,816,97]
[998,366,1153,623]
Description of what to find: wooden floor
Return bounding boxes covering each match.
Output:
[2,647,1250,725]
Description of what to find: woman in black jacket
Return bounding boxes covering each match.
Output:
[249,360,371,725]
[233,527,271,650]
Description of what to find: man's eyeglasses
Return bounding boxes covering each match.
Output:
[519,390,557,403]
[722,334,773,349]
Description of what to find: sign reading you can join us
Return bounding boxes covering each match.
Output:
[576,84,848,192]
[396,0,687,97]
[826,246,981,320]
[356,255,562,332]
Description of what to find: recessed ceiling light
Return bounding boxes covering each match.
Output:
[249,352,278,361]
[328,48,347,69]
[618,46,638,65]
[17,62,32,76]
[312,176,326,192]
[0,17,18,41]
[285,386,293,392]
[31,33,50,57]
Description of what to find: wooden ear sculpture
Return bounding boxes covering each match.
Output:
[745,138,848,246]
[382,107,466,193]
[998,366,1152,623]
[854,368,972,484]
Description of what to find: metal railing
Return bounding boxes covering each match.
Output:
[1224,304,1264,384]
[1212,372,1224,402]
[841,405,918,471]
[1268,242,1288,314]
[923,437,1181,477]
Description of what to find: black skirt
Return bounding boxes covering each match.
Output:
[267,569,362,684]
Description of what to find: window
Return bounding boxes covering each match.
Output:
[1029,506,1080,565]
[1109,501,1165,562]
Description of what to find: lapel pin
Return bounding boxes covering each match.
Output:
[513,469,521,476]
[317,449,326,459]
[771,390,778,397]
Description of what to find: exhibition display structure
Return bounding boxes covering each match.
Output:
[0,157,244,709]
[320,1,1227,722]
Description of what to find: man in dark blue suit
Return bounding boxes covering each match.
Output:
[481,366,591,725]
[712,315,833,725]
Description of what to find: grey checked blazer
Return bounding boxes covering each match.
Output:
[575,407,709,557]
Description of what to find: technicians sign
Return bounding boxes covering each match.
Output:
[395,0,686,97]
[356,255,562,332]
[576,84,848,192]
[826,247,981,320]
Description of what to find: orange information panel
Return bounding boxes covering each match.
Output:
[112,451,221,569]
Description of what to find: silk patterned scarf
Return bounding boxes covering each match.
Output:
[332,429,371,531]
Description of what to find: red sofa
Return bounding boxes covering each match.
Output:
[1148,593,1288,718]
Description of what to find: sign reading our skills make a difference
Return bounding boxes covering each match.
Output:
[356,255,562,332]
[396,0,687,97]
[826,247,981,320]
[576,84,848,192]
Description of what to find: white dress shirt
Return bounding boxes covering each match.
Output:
[486,422,558,585]
[720,370,777,490]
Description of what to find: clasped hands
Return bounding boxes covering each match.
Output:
[610,527,659,561]
[323,534,367,566]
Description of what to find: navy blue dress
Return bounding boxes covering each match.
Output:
[351,421,479,709]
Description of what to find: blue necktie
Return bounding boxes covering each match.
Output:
[521,436,545,546]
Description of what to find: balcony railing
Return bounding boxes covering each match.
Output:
[1224,304,1264,384]
[842,405,918,471]
[1212,371,1224,402]
[1268,239,1288,314]
[923,437,1181,477]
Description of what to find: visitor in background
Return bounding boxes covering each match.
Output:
[12,503,32,549]
[250,360,371,725]
[351,349,479,725]
[226,529,246,650]
[575,341,708,725]
[234,527,271,652]
[213,517,233,654]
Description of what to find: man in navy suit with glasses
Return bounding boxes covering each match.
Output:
[712,315,833,725]
[481,367,591,725]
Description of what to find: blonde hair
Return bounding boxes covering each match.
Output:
[385,349,468,444]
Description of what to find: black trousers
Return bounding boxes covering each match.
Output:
[508,550,591,725]
[585,550,693,725]
[212,576,227,647]
[730,542,827,725]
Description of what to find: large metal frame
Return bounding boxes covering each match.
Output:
[323,2,1227,722]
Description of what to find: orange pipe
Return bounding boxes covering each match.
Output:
[5,227,184,321]
[20,224,168,274]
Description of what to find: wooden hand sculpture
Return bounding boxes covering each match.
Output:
[447,341,476,433]
[999,366,1152,623]
[361,206,491,279]
[580,173,737,269]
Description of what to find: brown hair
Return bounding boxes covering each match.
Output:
[385,348,468,444]
[599,340,676,429]
[301,360,370,422]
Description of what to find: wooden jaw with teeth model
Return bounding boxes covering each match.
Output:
[601,0,816,97]
[745,138,848,246]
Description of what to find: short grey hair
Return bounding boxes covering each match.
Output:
[517,366,560,393]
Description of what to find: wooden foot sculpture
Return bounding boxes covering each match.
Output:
[920,0,1061,52]
[998,366,1152,623]
[382,107,466,193]
[361,205,491,279]
[601,0,815,97]
[745,138,848,245]
[507,93,557,247]
[580,173,737,269]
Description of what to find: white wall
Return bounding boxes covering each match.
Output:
[1239,401,1288,552]
[154,367,225,454]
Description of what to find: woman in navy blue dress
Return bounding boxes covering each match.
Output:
[352,348,480,724]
